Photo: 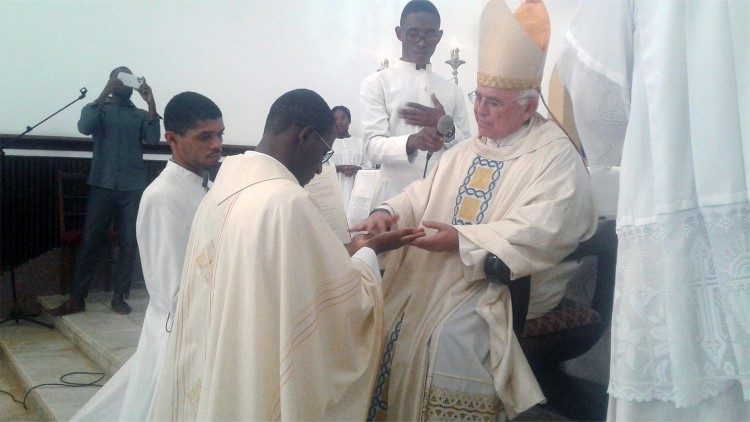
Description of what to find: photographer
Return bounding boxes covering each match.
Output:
[52,66,160,316]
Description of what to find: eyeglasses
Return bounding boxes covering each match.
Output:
[404,30,441,45]
[313,130,334,164]
[468,90,524,110]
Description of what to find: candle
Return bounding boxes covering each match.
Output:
[451,48,460,61]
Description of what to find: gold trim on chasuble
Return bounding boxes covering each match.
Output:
[186,380,202,413]
[422,386,504,421]
[452,156,505,225]
[195,240,216,285]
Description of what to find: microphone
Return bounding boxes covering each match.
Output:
[424,115,455,178]
[78,87,88,99]
[202,170,210,190]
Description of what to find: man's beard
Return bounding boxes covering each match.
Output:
[114,88,133,101]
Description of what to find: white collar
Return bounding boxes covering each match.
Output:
[392,59,432,72]
[166,159,209,189]
[482,121,533,148]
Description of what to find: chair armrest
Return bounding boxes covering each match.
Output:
[485,253,530,336]
[484,253,512,284]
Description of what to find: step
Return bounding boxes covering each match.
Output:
[38,289,149,377]
[0,322,110,421]
[0,347,43,420]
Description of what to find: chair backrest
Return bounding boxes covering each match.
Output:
[563,218,617,328]
[57,171,89,239]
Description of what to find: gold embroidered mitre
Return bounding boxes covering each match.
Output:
[477,0,551,90]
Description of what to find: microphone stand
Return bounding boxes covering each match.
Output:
[0,87,87,328]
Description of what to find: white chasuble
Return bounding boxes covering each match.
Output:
[370,115,597,420]
[148,152,384,421]
[72,160,206,422]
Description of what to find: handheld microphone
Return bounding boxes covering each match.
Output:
[202,170,210,190]
[424,115,455,177]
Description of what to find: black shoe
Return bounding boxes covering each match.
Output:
[110,296,132,315]
[50,298,86,316]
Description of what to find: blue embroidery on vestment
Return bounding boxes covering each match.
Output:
[367,313,405,421]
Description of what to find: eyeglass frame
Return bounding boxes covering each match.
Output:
[312,130,334,164]
[403,29,442,45]
[468,90,526,110]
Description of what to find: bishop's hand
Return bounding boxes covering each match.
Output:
[408,221,459,252]
[350,211,398,235]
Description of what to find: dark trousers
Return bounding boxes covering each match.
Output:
[70,186,142,301]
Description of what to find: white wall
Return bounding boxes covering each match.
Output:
[0,0,578,146]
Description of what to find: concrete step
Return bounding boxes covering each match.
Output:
[37,289,149,377]
[0,289,149,421]
[0,322,110,421]
[0,346,43,421]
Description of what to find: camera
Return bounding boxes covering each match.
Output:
[117,72,144,89]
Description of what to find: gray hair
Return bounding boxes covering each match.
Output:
[515,89,539,106]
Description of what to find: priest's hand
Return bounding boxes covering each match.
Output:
[408,221,459,252]
[350,211,398,235]
[345,233,372,256]
[365,228,426,254]
[400,94,445,128]
[406,127,445,155]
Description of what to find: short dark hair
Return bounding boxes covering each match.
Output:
[264,89,333,137]
[331,105,351,122]
[109,66,130,79]
[400,0,440,26]
[164,92,222,135]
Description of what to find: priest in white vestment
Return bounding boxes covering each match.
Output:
[360,0,470,207]
[72,92,224,421]
[354,1,597,419]
[556,1,750,420]
[148,89,424,421]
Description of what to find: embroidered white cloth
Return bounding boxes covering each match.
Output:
[360,59,471,207]
[72,160,207,421]
[148,152,384,421]
[556,0,750,415]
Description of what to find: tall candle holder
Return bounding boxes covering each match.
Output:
[445,48,465,84]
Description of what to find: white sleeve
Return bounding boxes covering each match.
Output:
[458,231,488,282]
[136,189,188,314]
[360,76,412,166]
[351,247,382,283]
